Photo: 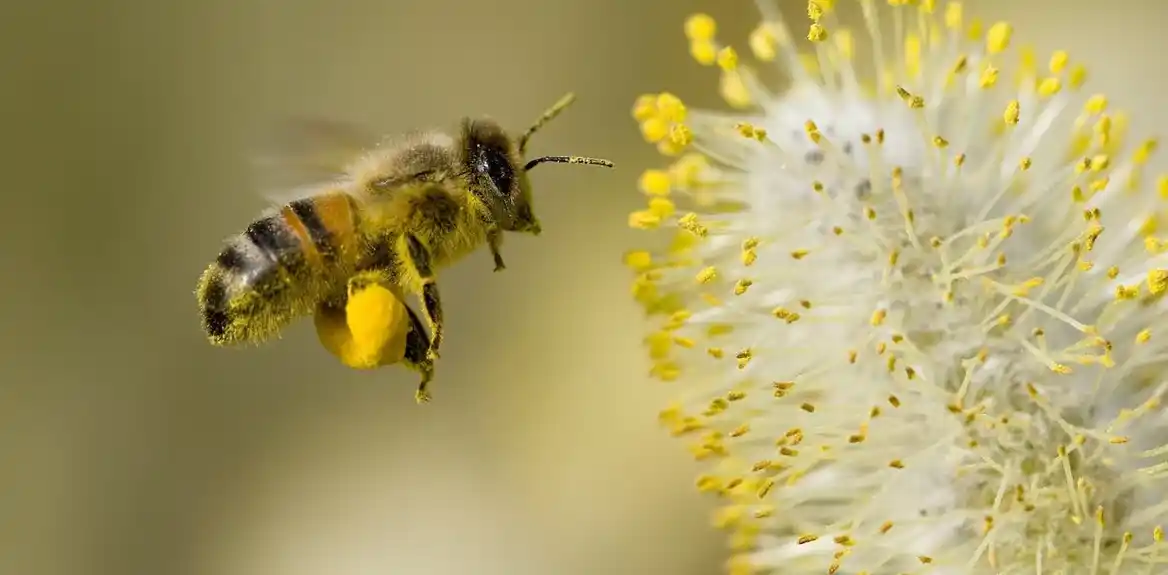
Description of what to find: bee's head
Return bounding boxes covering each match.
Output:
[462,93,613,235]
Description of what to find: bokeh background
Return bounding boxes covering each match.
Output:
[3,1,1167,574]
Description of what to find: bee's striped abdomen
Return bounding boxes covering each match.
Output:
[198,213,313,345]
[288,198,338,263]
[287,193,362,265]
[198,193,362,346]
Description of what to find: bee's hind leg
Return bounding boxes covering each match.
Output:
[401,303,436,404]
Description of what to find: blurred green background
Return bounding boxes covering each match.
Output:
[2,1,1166,574]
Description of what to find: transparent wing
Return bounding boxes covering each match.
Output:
[249,116,385,201]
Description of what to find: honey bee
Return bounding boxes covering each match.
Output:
[196,93,613,403]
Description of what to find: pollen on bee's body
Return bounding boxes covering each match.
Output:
[627,1,1168,574]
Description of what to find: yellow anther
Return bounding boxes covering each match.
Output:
[896,86,924,108]
[735,349,752,370]
[804,120,822,143]
[979,65,999,88]
[772,307,800,323]
[1049,50,1069,74]
[623,250,653,271]
[1013,277,1043,296]
[717,46,739,71]
[1084,95,1108,114]
[719,70,753,108]
[1135,139,1158,164]
[1136,329,1152,345]
[656,138,685,157]
[684,13,717,42]
[1038,77,1061,97]
[790,249,810,260]
[690,40,718,66]
[639,169,672,196]
[648,197,675,219]
[655,93,687,123]
[707,347,724,359]
[1148,269,1168,295]
[741,249,757,266]
[628,210,661,230]
[696,266,718,284]
[1019,157,1032,171]
[749,24,777,61]
[1084,223,1103,251]
[933,136,949,148]
[670,124,693,146]
[678,212,709,237]
[734,279,753,295]
[952,55,968,75]
[945,2,962,29]
[735,122,763,140]
[1004,100,1020,125]
[808,23,828,42]
[967,17,983,41]
[696,474,722,492]
[1070,64,1087,88]
[986,22,1012,55]
[632,94,657,121]
[871,309,887,326]
[640,117,669,143]
[807,0,824,20]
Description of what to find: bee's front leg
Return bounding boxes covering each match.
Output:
[487,226,506,272]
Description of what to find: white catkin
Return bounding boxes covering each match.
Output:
[628,2,1168,574]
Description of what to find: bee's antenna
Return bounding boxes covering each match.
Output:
[518,92,578,154]
[524,155,614,171]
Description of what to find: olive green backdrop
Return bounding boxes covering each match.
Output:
[2,1,1166,574]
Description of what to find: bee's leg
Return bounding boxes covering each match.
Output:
[400,304,436,404]
[405,234,443,361]
[487,226,506,272]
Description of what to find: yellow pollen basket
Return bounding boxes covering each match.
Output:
[313,280,410,369]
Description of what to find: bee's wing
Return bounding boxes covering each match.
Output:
[249,116,385,202]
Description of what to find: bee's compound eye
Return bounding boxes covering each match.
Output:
[482,147,516,199]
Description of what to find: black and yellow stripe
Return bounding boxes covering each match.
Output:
[197,193,363,346]
[289,198,337,262]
